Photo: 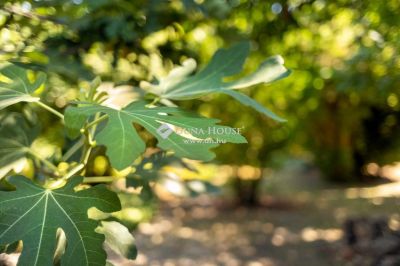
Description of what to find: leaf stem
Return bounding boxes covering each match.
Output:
[79,137,93,177]
[61,113,105,180]
[63,163,85,180]
[160,98,177,107]
[83,176,116,183]
[85,114,108,129]
[79,113,102,175]
[62,138,84,161]
[35,101,64,120]
[149,97,160,106]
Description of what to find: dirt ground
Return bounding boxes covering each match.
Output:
[133,200,340,266]
[106,162,400,266]
[128,191,398,265]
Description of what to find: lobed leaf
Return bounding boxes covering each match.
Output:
[145,42,290,121]
[65,101,246,170]
[0,176,121,266]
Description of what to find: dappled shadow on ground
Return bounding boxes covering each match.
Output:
[129,183,399,266]
[131,195,343,266]
[108,161,400,266]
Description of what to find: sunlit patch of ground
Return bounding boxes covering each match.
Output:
[129,162,400,266]
[131,196,342,266]
[365,161,400,183]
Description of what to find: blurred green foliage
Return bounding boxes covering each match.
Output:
[1,0,400,182]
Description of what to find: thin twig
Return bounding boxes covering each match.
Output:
[1,6,66,25]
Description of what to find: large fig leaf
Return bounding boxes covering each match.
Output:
[145,42,289,121]
[65,101,246,170]
[0,176,121,266]
[0,63,46,110]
